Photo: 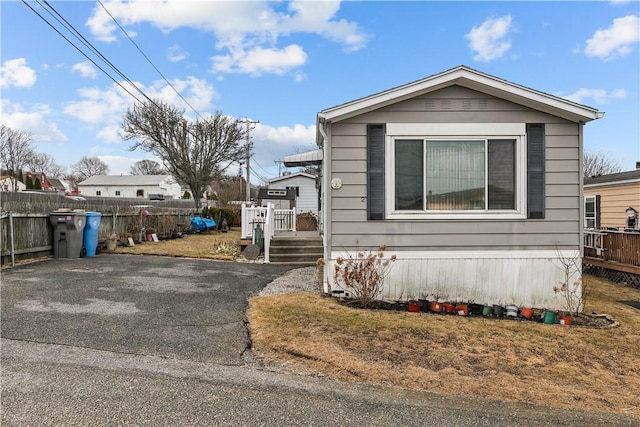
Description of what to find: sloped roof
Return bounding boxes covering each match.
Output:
[269,172,316,184]
[79,175,174,186]
[584,169,640,187]
[317,65,603,124]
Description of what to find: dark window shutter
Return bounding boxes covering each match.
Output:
[595,195,601,228]
[367,124,386,220]
[527,123,545,219]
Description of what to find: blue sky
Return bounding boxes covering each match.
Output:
[1,0,639,184]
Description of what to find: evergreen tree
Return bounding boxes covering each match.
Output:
[34,177,42,190]
[25,175,33,189]
[18,170,24,183]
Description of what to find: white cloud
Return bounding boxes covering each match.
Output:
[0,58,37,88]
[212,44,308,76]
[0,100,67,143]
[71,62,97,79]
[560,88,627,104]
[294,71,307,82]
[249,123,317,179]
[96,155,146,175]
[64,76,217,129]
[86,0,367,75]
[167,45,188,62]
[465,15,513,62]
[584,15,640,60]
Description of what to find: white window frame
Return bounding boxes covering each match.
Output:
[385,123,527,220]
[584,195,597,228]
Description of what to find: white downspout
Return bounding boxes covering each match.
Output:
[318,117,330,294]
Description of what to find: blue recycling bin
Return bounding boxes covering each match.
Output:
[83,212,102,257]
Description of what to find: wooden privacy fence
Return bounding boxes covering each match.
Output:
[1,211,193,266]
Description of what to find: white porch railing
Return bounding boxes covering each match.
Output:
[241,204,296,263]
[241,204,296,238]
[584,229,607,256]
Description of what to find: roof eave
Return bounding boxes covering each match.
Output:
[318,66,603,124]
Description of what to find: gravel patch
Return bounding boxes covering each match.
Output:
[258,267,321,296]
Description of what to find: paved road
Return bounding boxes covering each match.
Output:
[1,255,637,426]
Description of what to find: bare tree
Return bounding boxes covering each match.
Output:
[0,125,34,191]
[583,151,623,178]
[129,159,167,175]
[122,99,245,209]
[210,174,246,207]
[26,152,66,178]
[71,156,109,182]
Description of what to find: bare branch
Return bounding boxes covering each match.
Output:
[583,151,623,178]
[0,125,34,191]
[122,99,245,209]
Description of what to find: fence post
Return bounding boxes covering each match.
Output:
[292,207,296,232]
[263,203,272,263]
[9,212,15,267]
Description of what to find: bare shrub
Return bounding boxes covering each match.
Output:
[296,212,317,231]
[553,250,586,316]
[333,244,396,307]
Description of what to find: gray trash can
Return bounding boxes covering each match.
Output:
[50,210,86,258]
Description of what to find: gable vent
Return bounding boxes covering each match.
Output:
[478,99,489,110]
[441,100,452,110]
[424,100,435,110]
[462,100,473,110]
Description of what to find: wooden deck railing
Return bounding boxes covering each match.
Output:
[584,229,640,267]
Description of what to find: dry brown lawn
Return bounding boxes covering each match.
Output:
[113,228,242,260]
[110,235,639,416]
[247,276,640,418]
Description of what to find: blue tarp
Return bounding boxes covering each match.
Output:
[190,216,216,232]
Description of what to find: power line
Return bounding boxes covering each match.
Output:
[37,0,157,107]
[21,0,146,104]
[96,0,205,120]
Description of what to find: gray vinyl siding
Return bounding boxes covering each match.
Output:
[328,85,582,251]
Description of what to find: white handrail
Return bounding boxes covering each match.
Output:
[263,202,273,263]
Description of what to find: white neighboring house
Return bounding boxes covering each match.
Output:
[0,176,26,192]
[78,175,182,199]
[268,172,319,216]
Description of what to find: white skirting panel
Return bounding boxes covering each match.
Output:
[325,250,581,310]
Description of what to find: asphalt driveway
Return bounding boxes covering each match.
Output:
[0,255,296,365]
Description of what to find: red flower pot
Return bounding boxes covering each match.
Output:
[520,307,534,319]
[558,315,572,326]
[429,301,443,313]
[408,301,422,312]
[455,304,469,316]
[442,303,455,314]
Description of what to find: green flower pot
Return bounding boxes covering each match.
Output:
[542,310,558,324]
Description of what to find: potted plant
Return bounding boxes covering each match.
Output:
[106,233,119,251]
[455,303,469,316]
[558,313,572,326]
[407,300,422,312]
[519,306,534,319]
[468,302,484,316]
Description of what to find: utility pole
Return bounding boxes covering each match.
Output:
[274,160,284,177]
[243,118,259,202]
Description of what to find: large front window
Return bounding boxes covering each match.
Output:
[393,138,516,212]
